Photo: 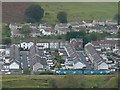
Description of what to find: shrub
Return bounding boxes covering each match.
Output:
[34,71,55,75]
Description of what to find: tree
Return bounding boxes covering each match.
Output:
[25,5,44,23]
[57,11,67,23]
[2,24,11,37]
[89,32,99,41]
[113,13,120,25]
[65,31,86,41]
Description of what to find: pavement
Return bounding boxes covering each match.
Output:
[76,51,93,69]
[20,51,29,69]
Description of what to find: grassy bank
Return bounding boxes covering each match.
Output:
[37,2,117,24]
[2,75,119,88]
[2,2,117,24]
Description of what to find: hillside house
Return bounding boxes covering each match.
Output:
[68,22,83,30]
[70,38,83,49]
[11,29,23,38]
[91,38,120,51]
[55,23,70,35]
[30,29,41,37]
[38,24,52,29]
[83,20,94,27]
[41,28,55,36]
[9,23,22,30]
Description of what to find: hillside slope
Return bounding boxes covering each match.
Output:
[2,2,118,24]
[2,75,119,88]
[39,2,117,24]
[2,2,34,23]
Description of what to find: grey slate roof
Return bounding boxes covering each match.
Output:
[29,45,47,69]
[9,59,20,65]
[85,43,103,65]
[85,43,97,55]
[30,54,47,66]
[29,45,39,59]
[38,49,44,56]
[91,40,120,47]
[12,29,21,35]
[10,44,20,63]
[64,44,85,65]
[41,58,47,66]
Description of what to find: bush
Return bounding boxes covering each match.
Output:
[23,69,31,75]
[34,71,55,75]
[2,24,11,37]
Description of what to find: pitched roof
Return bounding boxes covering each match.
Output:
[56,23,68,28]
[91,39,120,47]
[64,44,85,65]
[38,49,44,56]
[10,44,20,62]
[29,45,39,58]
[39,24,52,29]
[85,43,103,64]
[12,29,21,35]
[68,22,80,26]
[70,38,83,42]
[31,29,41,34]
[9,59,20,65]
[30,54,47,66]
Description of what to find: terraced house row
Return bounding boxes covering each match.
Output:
[0,38,120,74]
[9,20,119,38]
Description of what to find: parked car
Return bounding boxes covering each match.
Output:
[55,70,111,75]
[5,72,11,75]
[86,57,89,61]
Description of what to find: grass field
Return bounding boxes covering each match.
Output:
[36,2,118,24]
[2,75,119,88]
[2,2,118,24]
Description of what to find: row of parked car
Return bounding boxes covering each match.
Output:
[55,69,111,75]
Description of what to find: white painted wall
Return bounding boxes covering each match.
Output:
[98,62,108,70]
[73,62,86,69]
[33,63,43,72]
[9,62,19,69]
[21,42,28,50]
[37,43,49,49]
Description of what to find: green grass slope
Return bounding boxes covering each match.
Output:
[37,2,118,24]
[2,2,118,24]
[2,75,119,88]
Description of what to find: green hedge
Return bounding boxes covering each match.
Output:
[34,71,55,75]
